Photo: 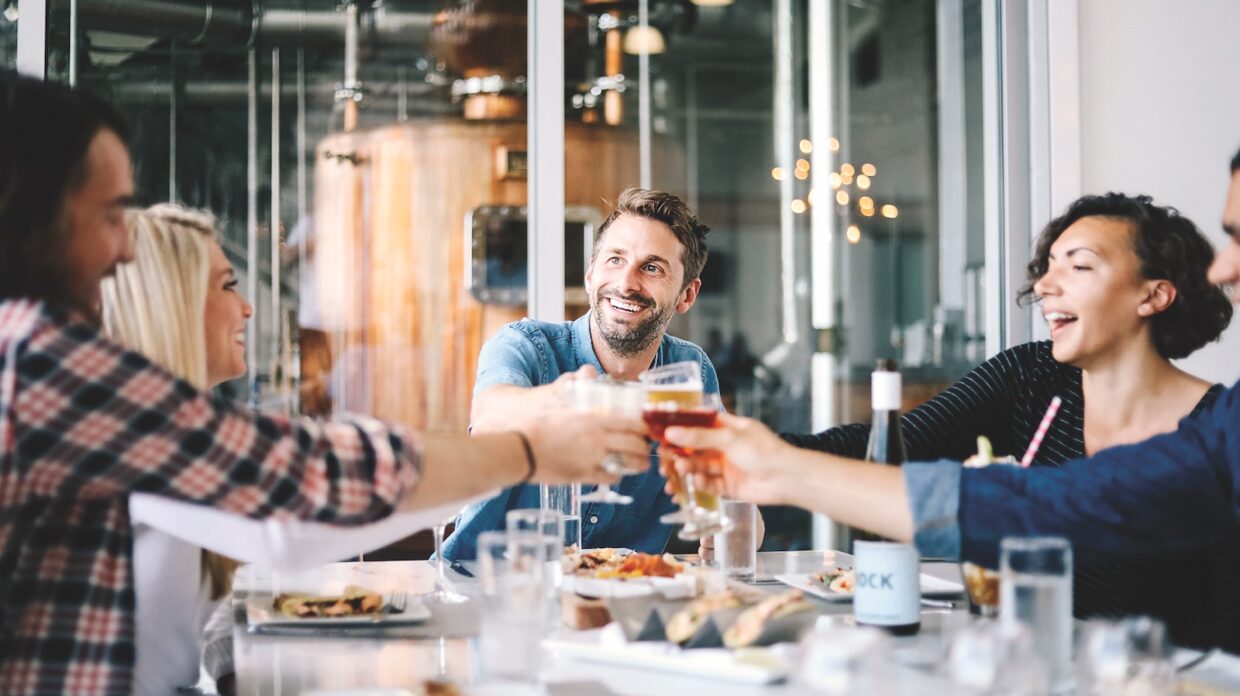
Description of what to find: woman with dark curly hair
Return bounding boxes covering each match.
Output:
[782,192,1237,649]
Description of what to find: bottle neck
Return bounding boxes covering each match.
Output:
[871,371,901,411]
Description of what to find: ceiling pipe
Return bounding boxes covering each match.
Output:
[49,0,433,48]
[50,0,253,44]
[104,77,443,105]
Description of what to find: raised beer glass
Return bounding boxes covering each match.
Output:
[639,361,731,540]
[571,377,646,505]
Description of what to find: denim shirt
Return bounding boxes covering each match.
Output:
[441,311,720,561]
[905,380,1240,568]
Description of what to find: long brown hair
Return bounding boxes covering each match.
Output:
[0,73,130,314]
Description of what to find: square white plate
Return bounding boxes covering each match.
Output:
[246,593,431,627]
[775,572,963,602]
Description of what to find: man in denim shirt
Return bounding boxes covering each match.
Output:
[442,188,720,561]
[665,147,1240,569]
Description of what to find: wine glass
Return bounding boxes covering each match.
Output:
[571,377,646,505]
[426,514,468,604]
[638,361,731,540]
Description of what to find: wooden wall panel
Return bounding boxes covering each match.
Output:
[312,120,684,434]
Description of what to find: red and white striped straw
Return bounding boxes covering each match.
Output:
[1020,396,1062,468]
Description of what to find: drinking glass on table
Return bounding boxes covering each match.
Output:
[541,482,582,552]
[714,499,758,580]
[507,508,566,630]
[569,377,646,505]
[948,620,1048,695]
[1079,617,1175,695]
[477,530,550,683]
[1001,536,1074,695]
[639,360,731,540]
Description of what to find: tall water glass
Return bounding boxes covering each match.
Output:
[506,508,565,631]
[1001,536,1074,695]
[540,483,581,552]
[476,531,549,683]
[714,499,757,580]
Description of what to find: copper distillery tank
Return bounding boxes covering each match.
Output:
[311,120,685,433]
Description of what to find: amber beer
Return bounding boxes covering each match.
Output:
[643,405,721,509]
[643,387,703,410]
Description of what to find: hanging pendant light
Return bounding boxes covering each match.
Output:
[623,25,666,55]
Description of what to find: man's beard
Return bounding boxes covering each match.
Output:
[590,290,674,358]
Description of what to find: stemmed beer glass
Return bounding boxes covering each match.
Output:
[425,514,468,604]
[639,361,731,540]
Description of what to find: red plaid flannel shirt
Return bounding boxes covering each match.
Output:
[0,300,423,695]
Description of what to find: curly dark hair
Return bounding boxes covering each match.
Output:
[1017,192,1232,360]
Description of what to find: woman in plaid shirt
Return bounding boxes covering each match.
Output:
[0,75,644,695]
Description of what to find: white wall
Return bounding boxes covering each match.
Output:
[1076,0,1240,385]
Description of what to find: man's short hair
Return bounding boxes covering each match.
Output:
[1231,146,1240,174]
[594,188,710,289]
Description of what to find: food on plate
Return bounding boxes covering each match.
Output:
[272,585,384,618]
[665,590,744,643]
[563,547,628,575]
[723,590,814,648]
[595,552,684,579]
[562,548,683,580]
[812,567,856,594]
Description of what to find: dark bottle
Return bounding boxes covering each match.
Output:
[857,360,919,636]
[864,359,907,465]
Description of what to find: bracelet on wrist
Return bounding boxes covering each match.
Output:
[515,432,538,486]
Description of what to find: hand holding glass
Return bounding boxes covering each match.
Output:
[639,361,730,540]
[569,377,646,504]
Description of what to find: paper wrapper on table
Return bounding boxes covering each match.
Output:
[561,593,612,630]
[605,594,679,642]
[722,600,819,649]
[676,605,750,649]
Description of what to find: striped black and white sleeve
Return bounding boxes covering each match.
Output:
[781,344,1040,462]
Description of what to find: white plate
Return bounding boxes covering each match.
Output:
[246,593,432,627]
[303,691,419,696]
[774,572,963,602]
[544,625,789,685]
[563,573,698,600]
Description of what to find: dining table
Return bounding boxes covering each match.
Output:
[230,550,1240,696]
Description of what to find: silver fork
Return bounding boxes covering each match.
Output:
[384,591,407,615]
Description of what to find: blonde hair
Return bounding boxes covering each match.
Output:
[101,204,214,389]
[100,203,239,600]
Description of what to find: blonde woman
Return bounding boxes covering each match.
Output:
[99,205,247,696]
[99,206,488,694]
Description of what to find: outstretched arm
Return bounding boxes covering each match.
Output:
[957,388,1240,566]
[669,386,1240,566]
[667,414,914,542]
